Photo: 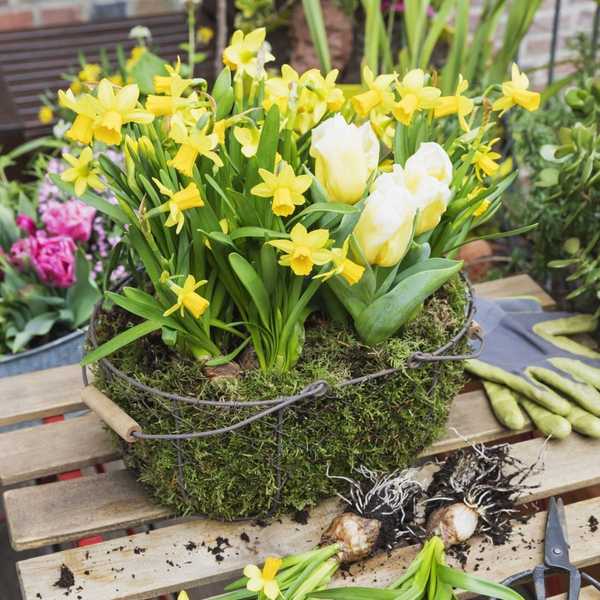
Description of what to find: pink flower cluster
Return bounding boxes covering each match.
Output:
[11,232,77,288]
[9,199,96,289]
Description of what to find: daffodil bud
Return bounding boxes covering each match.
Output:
[354,186,416,267]
[138,135,155,159]
[310,115,379,205]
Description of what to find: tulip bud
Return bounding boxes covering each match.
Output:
[354,186,416,267]
[310,114,379,205]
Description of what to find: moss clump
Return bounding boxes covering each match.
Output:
[93,277,468,520]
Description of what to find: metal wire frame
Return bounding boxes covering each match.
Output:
[83,272,482,441]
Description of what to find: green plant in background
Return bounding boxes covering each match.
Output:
[302,0,542,91]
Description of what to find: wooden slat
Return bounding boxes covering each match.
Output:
[343,496,600,590]
[550,589,599,599]
[4,470,171,551]
[474,274,555,307]
[0,364,83,427]
[16,495,600,600]
[0,413,118,486]
[6,425,600,552]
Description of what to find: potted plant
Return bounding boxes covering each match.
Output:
[70,27,539,520]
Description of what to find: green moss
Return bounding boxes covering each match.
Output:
[93,277,468,520]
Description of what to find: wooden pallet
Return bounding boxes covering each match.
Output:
[1,274,599,600]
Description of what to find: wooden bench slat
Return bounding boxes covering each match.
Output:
[4,470,171,551]
[473,274,555,307]
[0,413,119,486]
[15,495,600,600]
[0,364,83,427]
[550,589,599,599]
[6,426,599,552]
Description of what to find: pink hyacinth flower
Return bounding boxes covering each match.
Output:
[42,199,97,243]
[15,214,37,236]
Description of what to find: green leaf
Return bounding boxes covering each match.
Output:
[9,312,60,353]
[212,67,232,101]
[0,204,19,251]
[437,564,524,600]
[129,50,167,94]
[65,250,101,327]
[228,253,272,329]
[302,0,332,72]
[291,202,359,225]
[230,226,289,241]
[81,319,162,366]
[205,337,251,366]
[310,588,401,599]
[256,105,280,172]
[355,259,463,345]
[444,223,538,253]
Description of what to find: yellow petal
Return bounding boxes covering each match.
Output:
[243,565,263,581]
[263,580,280,600]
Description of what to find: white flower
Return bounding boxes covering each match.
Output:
[129,25,152,41]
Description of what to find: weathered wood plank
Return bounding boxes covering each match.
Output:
[0,364,83,426]
[343,496,600,590]
[6,426,600,552]
[550,589,600,599]
[474,274,555,307]
[0,413,118,486]
[4,470,171,551]
[16,495,600,600]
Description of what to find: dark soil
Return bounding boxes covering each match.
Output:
[589,515,598,533]
[292,509,309,525]
[53,564,75,589]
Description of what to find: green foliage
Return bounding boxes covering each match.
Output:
[93,277,467,519]
[510,37,600,308]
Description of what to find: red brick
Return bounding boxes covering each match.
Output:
[40,5,82,26]
[0,9,34,31]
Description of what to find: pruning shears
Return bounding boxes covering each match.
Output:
[493,497,600,599]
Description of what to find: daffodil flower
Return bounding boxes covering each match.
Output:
[222,28,274,78]
[264,64,300,114]
[243,557,282,600]
[213,119,229,145]
[434,75,474,131]
[58,89,100,145]
[251,163,312,217]
[94,79,154,145]
[197,26,214,45]
[168,114,223,176]
[78,63,101,83]
[465,138,502,180]
[233,126,261,158]
[152,179,205,234]
[164,275,209,319]
[473,199,491,217]
[314,238,365,285]
[146,59,197,116]
[493,63,541,115]
[38,106,54,125]
[393,69,441,125]
[268,223,331,276]
[61,147,105,197]
[301,68,345,113]
[177,592,189,600]
[351,66,396,118]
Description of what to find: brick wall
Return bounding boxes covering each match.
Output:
[0,0,181,30]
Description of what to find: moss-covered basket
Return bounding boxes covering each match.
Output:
[91,276,469,521]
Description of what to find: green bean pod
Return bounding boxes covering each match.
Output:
[566,404,600,438]
[517,397,572,439]
[529,366,600,417]
[482,381,528,431]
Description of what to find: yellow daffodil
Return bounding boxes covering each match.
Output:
[243,557,282,600]
[69,79,83,94]
[109,73,124,86]
[168,114,223,176]
[251,163,312,217]
[126,46,146,71]
[268,223,331,276]
[38,106,54,124]
[94,79,154,145]
[197,26,214,45]
[434,75,474,131]
[213,119,229,145]
[393,69,441,125]
[264,64,299,114]
[369,109,395,147]
[164,275,209,319]
[58,89,99,145]
[233,126,261,158]
[153,179,205,234]
[153,58,194,96]
[301,68,345,113]
[314,238,364,285]
[351,66,396,118]
[223,28,274,78]
[61,147,105,197]
[78,63,101,83]
[493,63,541,115]
[177,592,190,600]
[473,199,491,217]
[466,138,502,180]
